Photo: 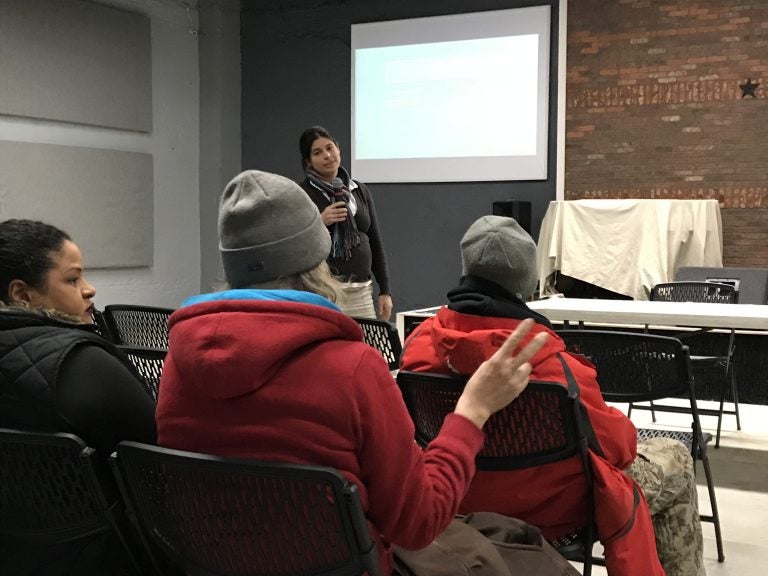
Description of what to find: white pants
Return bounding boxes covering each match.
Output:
[336,280,376,319]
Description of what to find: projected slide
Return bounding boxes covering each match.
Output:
[356,35,539,160]
[351,6,551,183]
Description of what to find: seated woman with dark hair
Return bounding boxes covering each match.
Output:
[0,219,157,576]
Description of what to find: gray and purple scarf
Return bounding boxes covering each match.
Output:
[306,166,360,260]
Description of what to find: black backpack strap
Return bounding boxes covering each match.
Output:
[557,352,606,459]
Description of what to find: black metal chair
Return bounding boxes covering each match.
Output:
[675,266,768,304]
[118,345,167,402]
[0,428,151,575]
[396,371,599,575]
[353,317,402,371]
[648,281,740,447]
[110,441,381,576]
[557,329,725,562]
[102,304,175,348]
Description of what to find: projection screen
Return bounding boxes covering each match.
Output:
[351,5,551,183]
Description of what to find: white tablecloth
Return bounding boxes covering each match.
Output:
[536,199,723,300]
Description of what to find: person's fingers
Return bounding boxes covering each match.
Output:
[487,321,548,370]
[491,319,534,362]
[379,296,393,321]
[515,332,548,364]
[498,318,534,350]
[514,361,533,381]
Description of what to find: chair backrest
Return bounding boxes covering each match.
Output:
[102,305,174,348]
[556,330,693,404]
[353,317,402,371]
[92,308,114,341]
[0,428,114,543]
[675,266,768,304]
[111,442,381,576]
[650,281,738,304]
[649,281,738,358]
[118,346,167,402]
[396,372,598,570]
[396,372,589,471]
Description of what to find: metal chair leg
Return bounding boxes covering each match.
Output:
[715,358,740,448]
[691,421,724,562]
[715,369,727,448]
[730,362,741,431]
[699,449,725,562]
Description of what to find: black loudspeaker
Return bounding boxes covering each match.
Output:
[675,267,768,305]
[492,200,532,235]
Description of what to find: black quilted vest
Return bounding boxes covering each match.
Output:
[0,311,114,433]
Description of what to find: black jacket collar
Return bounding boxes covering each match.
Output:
[0,309,97,333]
[446,275,553,329]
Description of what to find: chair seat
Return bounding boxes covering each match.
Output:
[637,428,713,452]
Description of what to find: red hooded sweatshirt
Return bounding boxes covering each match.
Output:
[156,292,485,575]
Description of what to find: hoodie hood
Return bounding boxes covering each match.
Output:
[418,277,562,374]
[167,290,362,400]
[426,306,564,375]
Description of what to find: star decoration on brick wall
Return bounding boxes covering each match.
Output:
[739,78,760,98]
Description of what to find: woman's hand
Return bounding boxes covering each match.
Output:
[378,294,393,321]
[454,319,548,430]
[321,202,348,226]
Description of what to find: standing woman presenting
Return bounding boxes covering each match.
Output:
[298,125,393,320]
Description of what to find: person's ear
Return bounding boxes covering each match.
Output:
[7,279,32,307]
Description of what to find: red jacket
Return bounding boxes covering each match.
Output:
[156,293,485,576]
[401,305,665,576]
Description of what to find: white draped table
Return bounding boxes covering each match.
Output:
[536,199,723,300]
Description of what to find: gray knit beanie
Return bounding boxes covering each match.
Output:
[460,215,538,299]
[218,170,331,288]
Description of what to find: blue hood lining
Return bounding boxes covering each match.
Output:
[182,289,341,311]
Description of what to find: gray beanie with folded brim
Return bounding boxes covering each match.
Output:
[219,170,331,288]
[460,215,538,299]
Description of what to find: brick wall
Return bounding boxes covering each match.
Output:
[566,0,768,267]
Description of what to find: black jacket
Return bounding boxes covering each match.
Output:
[0,309,157,576]
[300,177,391,294]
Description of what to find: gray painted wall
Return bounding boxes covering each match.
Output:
[199,0,242,294]
[0,0,202,309]
[240,0,560,313]
[0,0,152,132]
[0,141,154,268]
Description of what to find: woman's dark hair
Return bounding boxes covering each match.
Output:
[0,219,71,303]
[299,125,338,171]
